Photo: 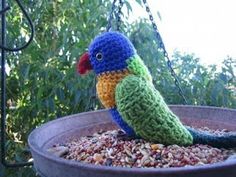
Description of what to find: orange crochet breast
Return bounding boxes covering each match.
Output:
[96,69,130,108]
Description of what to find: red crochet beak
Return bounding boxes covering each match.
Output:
[76,52,92,75]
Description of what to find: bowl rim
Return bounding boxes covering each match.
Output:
[28,105,236,174]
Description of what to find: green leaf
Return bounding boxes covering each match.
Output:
[56,88,65,101]
[135,0,143,6]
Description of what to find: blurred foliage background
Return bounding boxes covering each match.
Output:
[0,0,235,176]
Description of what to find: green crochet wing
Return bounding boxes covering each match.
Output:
[115,74,193,146]
[126,55,152,82]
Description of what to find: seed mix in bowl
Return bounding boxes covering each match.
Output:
[48,128,236,168]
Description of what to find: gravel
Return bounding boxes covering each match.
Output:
[48,128,236,168]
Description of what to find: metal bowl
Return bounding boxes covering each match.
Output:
[28,105,236,177]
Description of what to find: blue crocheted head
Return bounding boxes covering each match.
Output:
[88,31,136,74]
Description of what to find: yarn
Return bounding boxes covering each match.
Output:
[115,74,193,146]
[109,108,137,136]
[89,31,192,145]
[96,54,152,108]
[126,55,152,81]
[82,31,236,148]
[96,69,130,108]
[90,32,193,145]
[89,31,136,74]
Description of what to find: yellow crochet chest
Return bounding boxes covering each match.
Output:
[96,69,130,108]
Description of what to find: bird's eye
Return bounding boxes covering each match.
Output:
[96,52,103,61]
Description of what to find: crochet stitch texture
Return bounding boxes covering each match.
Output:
[88,31,193,145]
[89,32,136,74]
[126,55,152,81]
[96,69,130,108]
[82,31,236,148]
[115,75,193,145]
[109,108,136,136]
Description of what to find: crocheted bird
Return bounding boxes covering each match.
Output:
[77,31,236,148]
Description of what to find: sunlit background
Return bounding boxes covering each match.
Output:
[131,0,236,68]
